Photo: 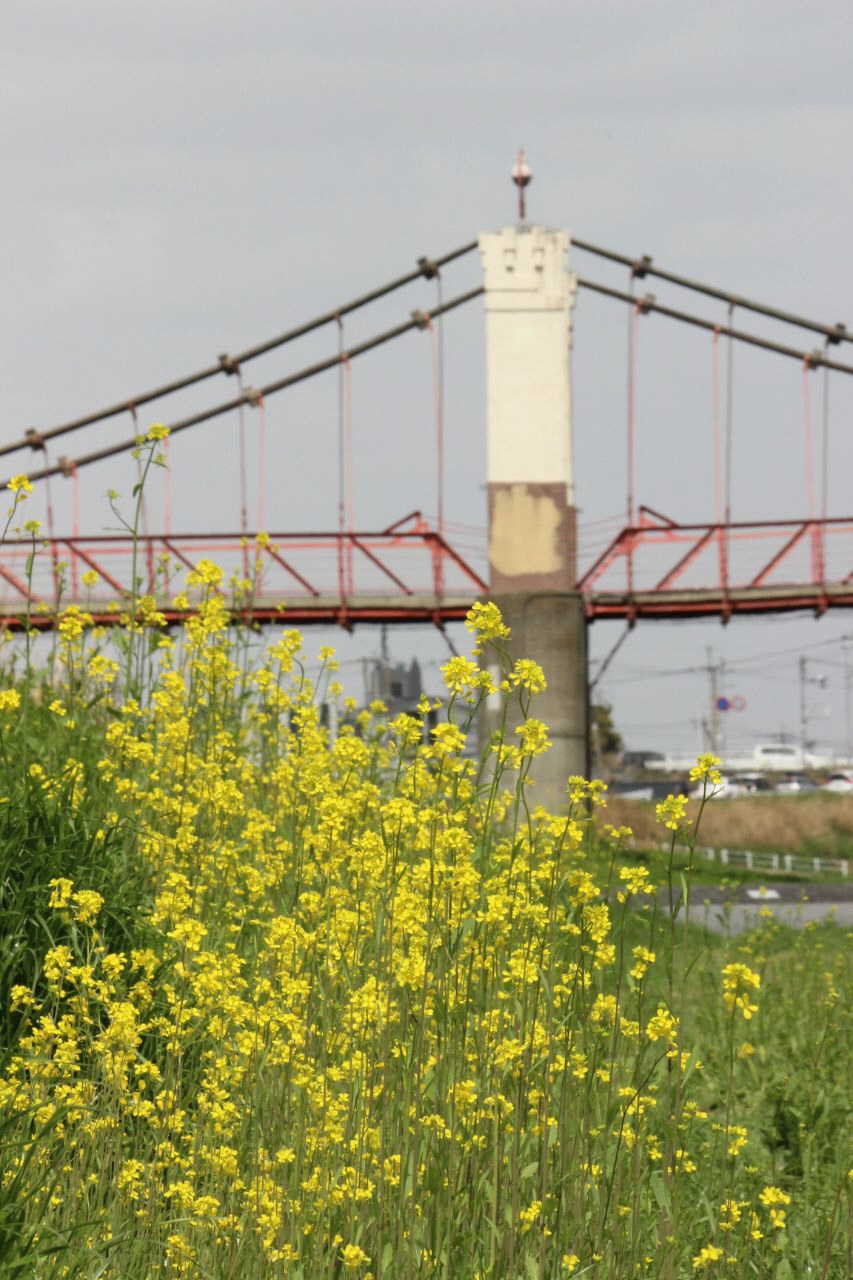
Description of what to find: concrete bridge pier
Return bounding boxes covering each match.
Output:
[478,225,589,809]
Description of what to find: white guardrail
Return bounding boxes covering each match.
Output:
[672,845,850,876]
[696,846,849,876]
[639,840,849,877]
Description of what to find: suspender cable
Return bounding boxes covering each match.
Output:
[802,355,822,583]
[724,304,734,530]
[130,404,154,591]
[424,314,445,597]
[256,394,266,534]
[233,367,250,580]
[801,358,817,524]
[625,294,645,601]
[0,241,479,460]
[710,326,727,594]
[335,316,346,603]
[42,446,58,605]
[162,435,172,536]
[572,238,851,345]
[821,346,830,528]
[236,369,249,542]
[434,270,445,546]
[626,301,640,530]
[4,287,484,490]
[710,328,723,526]
[342,354,354,597]
[68,459,80,600]
[71,464,79,541]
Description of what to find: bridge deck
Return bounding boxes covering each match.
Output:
[4,584,853,630]
[0,517,851,628]
[588,583,853,620]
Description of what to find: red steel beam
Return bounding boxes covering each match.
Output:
[653,528,716,592]
[62,542,126,595]
[427,535,489,594]
[262,544,320,596]
[0,561,39,602]
[749,524,807,588]
[351,538,413,595]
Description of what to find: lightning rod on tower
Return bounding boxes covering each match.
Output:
[512,148,532,222]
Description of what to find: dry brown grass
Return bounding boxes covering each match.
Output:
[601,791,853,855]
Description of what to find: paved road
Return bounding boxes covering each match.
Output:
[683,883,853,934]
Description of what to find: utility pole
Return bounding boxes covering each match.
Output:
[706,648,719,755]
[843,635,852,764]
[799,656,807,766]
[799,656,828,767]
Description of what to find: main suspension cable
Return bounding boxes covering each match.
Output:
[4,287,484,489]
[572,238,850,346]
[0,240,479,460]
[576,279,853,374]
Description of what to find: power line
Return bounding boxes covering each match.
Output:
[596,633,853,686]
[575,279,853,375]
[0,241,479,460]
[572,239,850,346]
[2,287,484,488]
[723,632,853,669]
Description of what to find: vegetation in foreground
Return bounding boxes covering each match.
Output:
[0,449,850,1278]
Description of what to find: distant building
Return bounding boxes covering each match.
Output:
[367,658,423,717]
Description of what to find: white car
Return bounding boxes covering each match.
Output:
[822,772,853,793]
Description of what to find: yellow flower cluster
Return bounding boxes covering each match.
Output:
[0,584,829,1275]
[721,962,761,1020]
[688,753,722,787]
[655,793,688,831]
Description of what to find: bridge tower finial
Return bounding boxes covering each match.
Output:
[511,148,532,222]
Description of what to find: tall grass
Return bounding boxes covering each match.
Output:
[0,450,849,1278]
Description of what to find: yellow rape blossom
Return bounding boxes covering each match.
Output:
[721,962,760,1020]
[693,1243,724,1269]
[689,753,723,786]
[655,793,688,831]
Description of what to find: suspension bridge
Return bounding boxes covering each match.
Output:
[2,230,851,627]
[3,197,853,799]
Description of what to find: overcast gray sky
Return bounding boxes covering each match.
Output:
[3,2,853,756]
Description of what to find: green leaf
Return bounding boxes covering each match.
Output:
[650,1169,670,1214]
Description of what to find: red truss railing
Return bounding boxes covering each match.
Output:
[0,512,489,630]
[8,504,853,630]
[579,507,853,620]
